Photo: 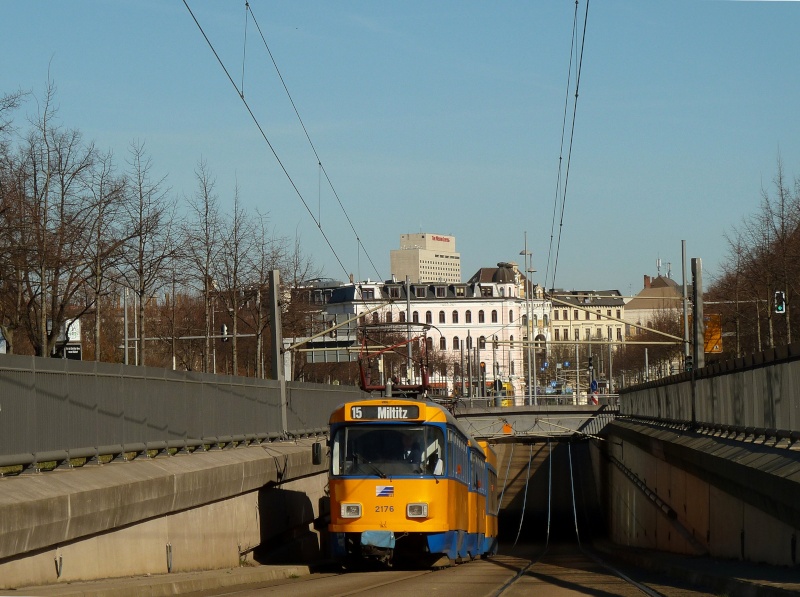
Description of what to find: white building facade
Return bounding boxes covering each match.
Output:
[324,263,551,402]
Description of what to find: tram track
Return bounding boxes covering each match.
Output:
[491,439,716,597]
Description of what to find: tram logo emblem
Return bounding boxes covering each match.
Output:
[376,486,394,497]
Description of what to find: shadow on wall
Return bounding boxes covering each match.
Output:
[253,485,331,564]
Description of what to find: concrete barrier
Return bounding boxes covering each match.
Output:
[0,439,328,589]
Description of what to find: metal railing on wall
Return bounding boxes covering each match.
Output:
[618,342,800,433]
[0,354,365,472]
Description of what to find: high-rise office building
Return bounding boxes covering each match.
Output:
[390,233,461,283]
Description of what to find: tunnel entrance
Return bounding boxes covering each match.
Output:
[494,440,605,545]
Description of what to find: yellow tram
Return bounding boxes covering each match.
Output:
[328,398,499,566]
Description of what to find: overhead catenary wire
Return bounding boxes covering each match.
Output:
[545,0,591,291]
[545,0,579,290]
[245,2,383,285]
[240,1,420,336]
[512,443,534,548]
[240,2,248,97]
[183,0,350,280]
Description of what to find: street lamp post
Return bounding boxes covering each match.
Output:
[520,235,535,406]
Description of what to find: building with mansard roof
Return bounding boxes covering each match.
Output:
[323,262,551,400]
[549,288,626,345]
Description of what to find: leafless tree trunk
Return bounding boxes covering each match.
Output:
[184,159,220,374]
[244,211,283,378]
[86,150,126,361]
[122,140,176,366]
[20,81,99,356]
[217,183,256,376]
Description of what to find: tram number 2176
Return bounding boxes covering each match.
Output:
[375,505,394,512]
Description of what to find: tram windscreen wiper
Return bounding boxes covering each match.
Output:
[354,453,387,478]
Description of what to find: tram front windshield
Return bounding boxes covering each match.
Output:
[331,425,445,477]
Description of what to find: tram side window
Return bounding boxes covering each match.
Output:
[459,437,468,484]
[447,430,468,484]
[488,469,499,513]
[470,451,484,491]
[424,427,445,475]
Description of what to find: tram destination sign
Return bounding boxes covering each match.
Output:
[350,405,420,420]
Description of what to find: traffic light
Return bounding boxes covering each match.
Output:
[685,354,693,372]
[588,356,593,371]
[221,323,229,342]
[480,361,486,374]
[775,290,786,314]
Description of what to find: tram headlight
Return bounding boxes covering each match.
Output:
[406,503,428,518]
[341,503,362,518]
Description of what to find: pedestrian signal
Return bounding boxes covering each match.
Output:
[775,290,786,314]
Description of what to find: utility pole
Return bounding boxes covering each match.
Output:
[692,258,705,369]
[682,240,690,364]
[269,269,287,432]
[406,276,412,385]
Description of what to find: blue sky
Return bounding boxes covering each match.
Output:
[3,1,799,296]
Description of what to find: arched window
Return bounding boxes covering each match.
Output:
[425,311,432,324]
[510,361,515,375]
[399,311,406,323]
[509,310,514,322]
[452,310,459,324]
[491,310,498,323]
[467,336,473,349]
[544,314,549,326]
[478,310,485,323]
[440,336,447,350]
[453,336,460,350]
[413,311,419,323]
[386,311,393,323]
[533,314,538,326]
[426,337,433,352]
[510,335,514,349]
[522,314,528,327]
[372,312,379,324]
[465,310,472,324]
[479,336,486,349]
[439,310,445,324]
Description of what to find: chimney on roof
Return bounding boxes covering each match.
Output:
[644,275,651,289]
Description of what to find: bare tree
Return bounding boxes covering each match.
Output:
[759,156,799,344]
[216,183,256,375]
[85,149,127,360]
[183,159,221,373]
[18,81,100,356]
[242,210,283,378]
[121,140,176,366]
[0,142,29,353]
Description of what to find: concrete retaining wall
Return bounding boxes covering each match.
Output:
[620,343,800,430]
[602,420,800,567]
[0,440,328,589]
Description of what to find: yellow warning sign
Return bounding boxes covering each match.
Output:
[704,313,722,353]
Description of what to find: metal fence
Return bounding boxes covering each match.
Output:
[0,353,365,470]
[619,342,800,433]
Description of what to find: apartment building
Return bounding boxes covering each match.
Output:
[324,262,551,399]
